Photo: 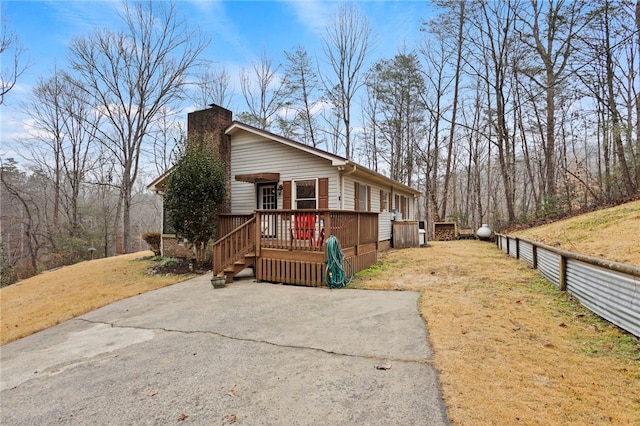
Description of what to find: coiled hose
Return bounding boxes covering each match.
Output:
[324,235,353,288]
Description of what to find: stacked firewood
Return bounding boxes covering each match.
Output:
[433,223,458,241]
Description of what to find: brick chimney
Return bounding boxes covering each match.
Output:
[187,104,233,213]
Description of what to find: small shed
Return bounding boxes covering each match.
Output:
[392,221,420,248]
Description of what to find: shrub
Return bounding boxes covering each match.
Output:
[0,245,17,287]
[143,232,161,256]
[164,142,226,267]
[159,257,179,267]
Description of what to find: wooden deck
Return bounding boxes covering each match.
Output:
[213,210,379,286]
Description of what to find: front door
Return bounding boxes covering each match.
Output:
[257,183,277,236]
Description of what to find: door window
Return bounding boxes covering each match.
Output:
[259,185,277,209]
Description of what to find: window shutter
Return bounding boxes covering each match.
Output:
[318,178,329,209]
[367,186,371,211]
[283,180,292,209]
[354,182,359,211]
[380,190,384,212]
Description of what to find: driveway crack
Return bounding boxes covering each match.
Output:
[76,318,432,365]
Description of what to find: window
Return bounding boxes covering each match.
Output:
[358,183,368,211]
[380,190,388,212]
[402,196,408,217]
[295,179,316,209]
[393,194,407,219]
[283,178,328,209]
[355,182,370,211]
[162,206,175,234]
[396,195,407,218]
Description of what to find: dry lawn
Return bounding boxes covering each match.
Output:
[1,202,639,424]
[511,200,640,266]
[0,251,196,345]
[353,241,640,425]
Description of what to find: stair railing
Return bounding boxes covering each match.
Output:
[212,215,256,276]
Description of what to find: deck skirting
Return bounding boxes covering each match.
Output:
[257,245,378,287]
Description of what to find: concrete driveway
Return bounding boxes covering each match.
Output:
[1,275,449,425]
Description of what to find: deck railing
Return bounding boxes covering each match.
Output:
[254,209,378,252]
[214,210,379,286]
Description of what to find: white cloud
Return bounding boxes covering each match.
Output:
[283,0,335,37]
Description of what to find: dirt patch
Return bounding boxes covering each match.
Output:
[145,257,212,275]
[352,241,640,425]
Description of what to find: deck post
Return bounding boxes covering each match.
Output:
[324,210,331,238]
[255,211,261,257]
[356,212,361,255]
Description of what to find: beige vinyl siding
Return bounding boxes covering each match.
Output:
[228,128,417,243]
[379,211,393,241]
[344,175,398,241]
[341,175,354,210]
[230,132,340,212]
[371,187,381,212]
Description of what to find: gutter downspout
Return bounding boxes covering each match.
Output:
[339,163,357,210]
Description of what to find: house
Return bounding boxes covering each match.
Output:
[148,104,421,286]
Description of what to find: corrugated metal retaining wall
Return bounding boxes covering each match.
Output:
[496,234,640,338]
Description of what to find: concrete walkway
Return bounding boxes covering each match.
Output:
[1,275,449,425]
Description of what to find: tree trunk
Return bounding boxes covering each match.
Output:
[604,7,636,196]
[543,68,557,206]
[440,0,465,221]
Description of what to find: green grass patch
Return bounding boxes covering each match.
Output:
[566,215,621,230]
[354,260,393,279]
[527,276,640,360]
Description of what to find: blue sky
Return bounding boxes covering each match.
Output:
[1,1,434,163]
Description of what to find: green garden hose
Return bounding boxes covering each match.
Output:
[325,235,353,288]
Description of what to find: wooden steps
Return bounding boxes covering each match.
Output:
[222,253,256,283]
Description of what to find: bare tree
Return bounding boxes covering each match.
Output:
[420,29,453,222]
[192,64,232,109]
[321,3,372,159]
[598,1,635,196]
[150,107,184,176]
[22,71,66,229]
[0,159,45,277]
[516,0,591,211]
[68,1,208,253]
[361,80,381,172]
[319,102,344,155]
[461,0,520,223]
[431,0,468,221]
[23,70,100,237]
[239,49,290,130]
[0,14,28,105]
